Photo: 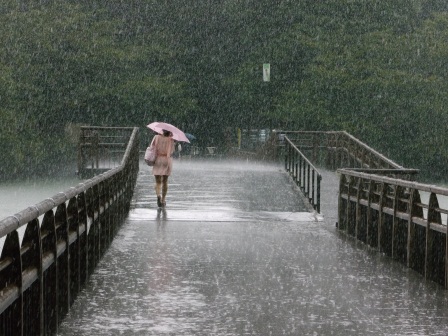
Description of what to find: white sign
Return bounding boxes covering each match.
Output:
[263,63,270,82]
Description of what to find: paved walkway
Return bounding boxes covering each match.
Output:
[58,159,448,336]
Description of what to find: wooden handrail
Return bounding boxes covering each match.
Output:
[0,126,140,335]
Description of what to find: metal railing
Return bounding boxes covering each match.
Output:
[284,136,322,212]
[0,127,139,335]
[338,169,448,288]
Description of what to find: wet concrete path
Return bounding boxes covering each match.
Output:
[58,160,448,336]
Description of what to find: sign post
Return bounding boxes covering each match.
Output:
[263,63,270,82]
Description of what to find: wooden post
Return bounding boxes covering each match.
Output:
[0,231,23,335]
[426,193,442,282]
[355,176,362,240]
[424,196,431,280]
[295,152,299,185]
[346,175,353,234]
[293,150,297,182]
[317,174,322,213]
[306,164,311,199]
[377,182,386,252]
[406,188,415,268]
[391,186,398,260]
[446,215,448,289]
[366,180,373,246]
[311,170,315,208]
[337,174,346,231]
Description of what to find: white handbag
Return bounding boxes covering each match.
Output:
[144,146,157,166]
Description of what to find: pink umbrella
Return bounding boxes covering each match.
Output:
[147,122,190,143]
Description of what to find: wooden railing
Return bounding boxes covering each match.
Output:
[277,130,414,213]
[0,127,139,335]
[338,169,448,288]
[77,126,137,178]
[284,136,322,212]
[278,130,448,288]
[281,130,404,171]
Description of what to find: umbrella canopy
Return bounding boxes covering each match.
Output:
[147,122,190,143]
[185,133,196,141]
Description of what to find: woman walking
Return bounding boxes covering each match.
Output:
[149,129,175,207]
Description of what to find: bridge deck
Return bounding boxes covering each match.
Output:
[59,160,448,335]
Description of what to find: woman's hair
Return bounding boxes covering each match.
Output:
[162,130,172,137]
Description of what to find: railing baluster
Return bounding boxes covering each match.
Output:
[311,170,315,208]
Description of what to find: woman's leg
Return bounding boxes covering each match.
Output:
[155,175,163,207]
[161,175,169,205]
[155,175,162,201]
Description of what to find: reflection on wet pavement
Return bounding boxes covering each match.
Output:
[58,160,448,336]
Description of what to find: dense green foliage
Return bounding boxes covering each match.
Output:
[1,0,448,180]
